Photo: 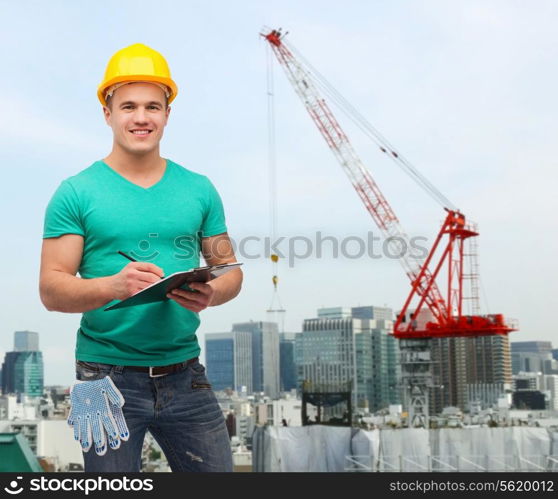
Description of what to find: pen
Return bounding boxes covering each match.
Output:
[118,251,137,262]
[118,250,165,280]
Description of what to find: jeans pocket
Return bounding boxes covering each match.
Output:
[187,360,212,390]
[75,361,113,381]
[191,379,212,390]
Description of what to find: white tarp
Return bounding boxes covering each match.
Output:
[254,425,352,472]
[348,429,380,471]
[378,428,431,471]
[433,428,516,471]
[508,427,553,471]
[253,426,558,472]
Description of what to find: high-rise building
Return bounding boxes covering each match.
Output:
[430,335,512,413]
[1,351,44,397]
[205,330,253,393]
[233,330,254,394]
[511,341,557,375]
[205,333,234,391]
[351,306,393,322]
[14,352,44,397]
[317,307,352,319]
[542,375,558,411]
[351,306,400,409]
[398,307,513,414]
[460,335,511,409]
[279,332,298,393]
[1,352,20,395]
[232,321,280,399]
[14,331,39,352]
[296,306,401,413]
[297,314,359,410]
[1,331,44,398]
[206,321,280,398]
[512,341,553,354]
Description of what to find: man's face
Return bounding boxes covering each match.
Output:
[103,82,170,156]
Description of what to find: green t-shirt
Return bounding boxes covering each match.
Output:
[43,159,227,366]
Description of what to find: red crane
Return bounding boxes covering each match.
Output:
[262,28,515,340]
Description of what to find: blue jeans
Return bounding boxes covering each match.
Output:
[75,358,233,472]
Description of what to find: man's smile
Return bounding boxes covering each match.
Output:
[129,129,152,136]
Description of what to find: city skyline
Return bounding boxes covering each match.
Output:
[2,322,556,417]
[2,297,554,387]
[1,1,556,386]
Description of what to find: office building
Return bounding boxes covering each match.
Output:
[317,307,352,319]
[1,353,19,396]
[296,306,401,413]
[351,306,393,322]
[14,331,39,352]
[430,334,512,413]
[205,330,253,393]
[205,333,235,391]
[279,332,298,393]
[14,352,44,398]
[399,309,513,414]
[352,306,400,409]
[512,341,553,355]
[232,321,280,399]
[511,341,557,375]
[1,351,44,398]
[543,375,558,411]
[206,321,280,398]
[1,331,44,398]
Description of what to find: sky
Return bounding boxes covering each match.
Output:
[1,0,556,385]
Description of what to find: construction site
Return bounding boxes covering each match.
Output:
[243,28,558,472]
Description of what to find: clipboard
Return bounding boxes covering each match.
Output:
[104,262,243,311]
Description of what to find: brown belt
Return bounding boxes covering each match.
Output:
[125,357,199,377]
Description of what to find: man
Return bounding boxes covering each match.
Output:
[39,43,242,472]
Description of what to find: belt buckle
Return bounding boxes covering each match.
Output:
[149,366,168,378]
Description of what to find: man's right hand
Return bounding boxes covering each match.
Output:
[40,235,166,312]
[109,262,165,300]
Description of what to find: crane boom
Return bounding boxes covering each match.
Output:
[263,29,450,325]
[263,28,515,339]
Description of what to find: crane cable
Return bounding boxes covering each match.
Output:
[285,39,456,211]
[266,42,285,327]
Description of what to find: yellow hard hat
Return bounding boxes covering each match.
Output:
[97,43,178,106]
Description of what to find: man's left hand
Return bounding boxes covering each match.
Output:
[166,282,215,312]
